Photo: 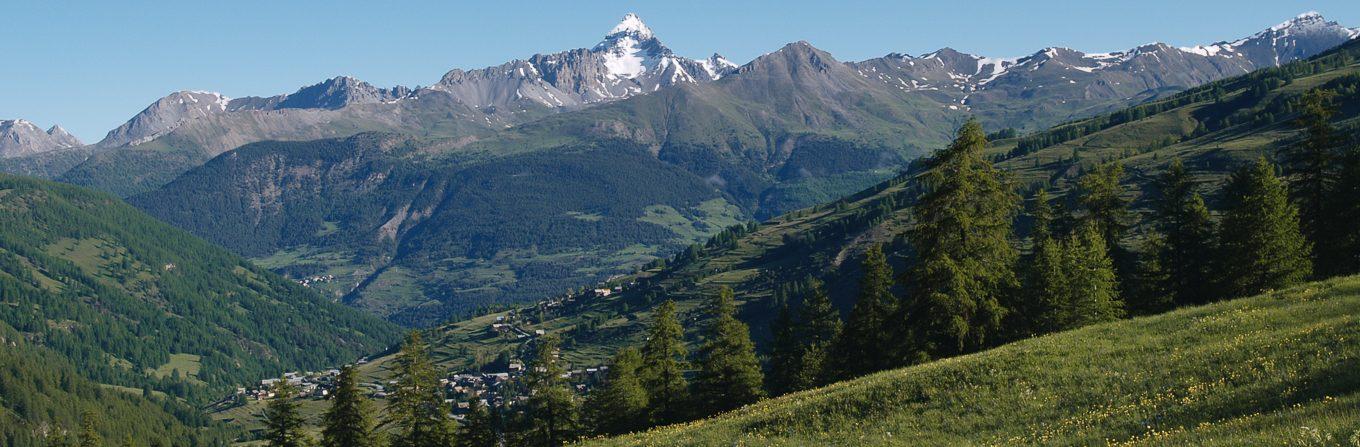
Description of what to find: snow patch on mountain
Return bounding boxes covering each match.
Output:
[699,53,739,79]
[598,34,651,80]
[975,56,1019,85]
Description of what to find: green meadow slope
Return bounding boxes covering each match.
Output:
[585,276,1360,446]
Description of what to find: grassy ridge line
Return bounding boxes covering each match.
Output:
[583,276,1360,446]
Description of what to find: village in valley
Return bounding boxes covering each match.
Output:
[217,282,631,422]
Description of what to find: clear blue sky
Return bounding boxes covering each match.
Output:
[4,0,1358,142]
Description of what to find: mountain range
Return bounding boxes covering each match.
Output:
[4,13,1354,195]
[3,12,1357,327]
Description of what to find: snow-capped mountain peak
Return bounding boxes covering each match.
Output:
[700,53,740,79]
[1180,11,1358,59]
[1273,11,1325,32]
[593,14,669,80]
[606,13,654,40]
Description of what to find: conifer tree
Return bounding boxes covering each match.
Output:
[584,347,648,436]
[524,335,579,447]
[49,431,76,447]
[1025,234,1068,334]
[1029,188,1054,243]
[387,331,457,447]
[1022,220,1122,333]
[1218,158,1313,297]
[1016,189,1067,335]
[77,410,100,447]
[902,119,1019,359]
[1056,225,1124,328]
[766,304,802,396]
[1130,234,1172,315]
[833,244,898,378]
[1334,142,1360,274]
[1284,89,1339,274]
[322,366,379,447]
[1076,162,1136,291]
[263,378,309,447]
[694,287,764,416]
[792,280,840,390]
[459,396,497,447]
[638,300,689,424]
[1153,159,1217,307]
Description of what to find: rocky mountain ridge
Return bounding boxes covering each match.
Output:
[0,119,82,158]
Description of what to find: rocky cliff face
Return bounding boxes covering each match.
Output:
[0,119,83,158]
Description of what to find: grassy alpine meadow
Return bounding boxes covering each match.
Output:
[583,275,1360,446]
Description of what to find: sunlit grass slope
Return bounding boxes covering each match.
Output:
[585,276,1360,446]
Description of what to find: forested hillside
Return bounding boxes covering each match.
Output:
[0,321,232,446]
[0,174,402,407]
[129,135,746,326]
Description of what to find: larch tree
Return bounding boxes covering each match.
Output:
[77,410,100,447]
[1056,224,1124,329]
[583,347,649,436]
[693,287,765,417]
[766,304,802,396]
[902,119,1020,359]
[458,395,497,447]
[638,300,689,424]
[832,244,898,378]
[1334,139,1360,274]
[792,280,841,391]
[1284,89,1340,275]
[1076,162,1135,287]
[387,331,457,447]
[1217,158,1313,297]
[263,378,310,447]
[523,335,579,447]
[321,366,380,447]
[1153,159,1218,307]
[1017,188,1067,336]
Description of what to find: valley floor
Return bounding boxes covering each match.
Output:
[583,276,1360,446]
